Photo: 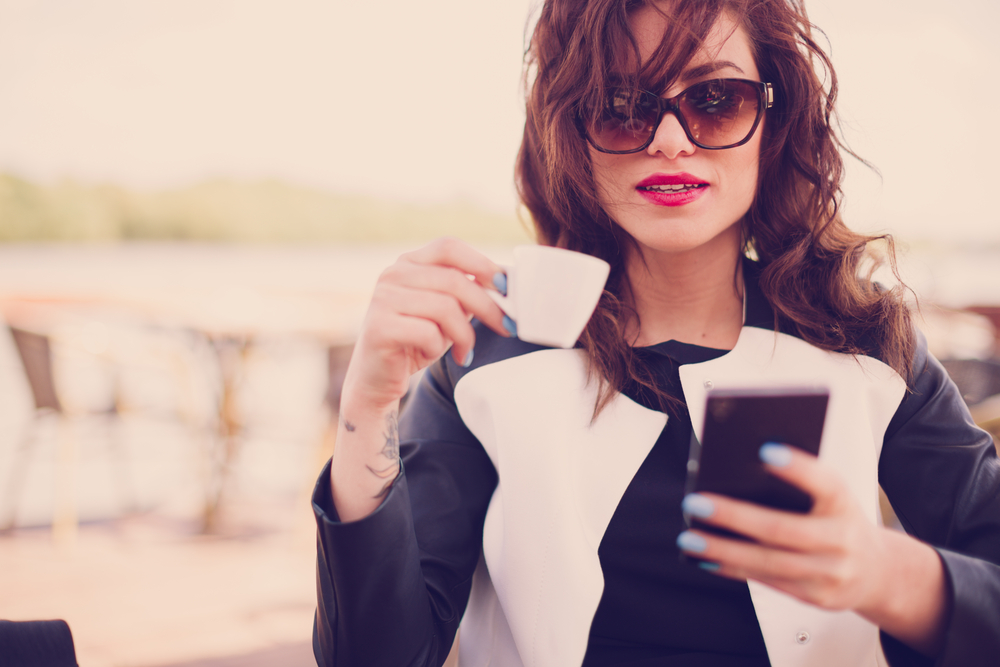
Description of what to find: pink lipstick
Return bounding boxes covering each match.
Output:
[636,172,709,207]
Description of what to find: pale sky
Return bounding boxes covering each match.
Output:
[1,0,998,243]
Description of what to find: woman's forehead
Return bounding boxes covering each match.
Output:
[629,5,758,84]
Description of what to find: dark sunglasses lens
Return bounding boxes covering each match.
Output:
[678,79,760,148]
[586,89,659,152]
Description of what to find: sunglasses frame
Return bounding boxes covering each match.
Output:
[583,78,775,154]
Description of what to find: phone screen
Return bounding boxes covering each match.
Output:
[685,387,829,521]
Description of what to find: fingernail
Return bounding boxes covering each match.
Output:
[492,272,507,296]
[461,349,474,368]
[760,442,792,467]
[676,531,707,554]
[682,493,715,519]
[502,315,518,337]
[698,561,721,572]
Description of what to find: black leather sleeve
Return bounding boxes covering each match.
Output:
[878,333,1000,667]
[312,354,498,667]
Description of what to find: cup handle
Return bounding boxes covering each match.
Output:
[486,290,516,319]
[486,265,516,318]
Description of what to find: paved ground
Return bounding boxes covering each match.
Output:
[0,414,333,667]
[0,478,324,667]
[154,643,315,667]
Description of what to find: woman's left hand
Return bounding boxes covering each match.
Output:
[677,444,949,656]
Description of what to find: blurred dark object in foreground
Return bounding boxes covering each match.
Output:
[0,619,78,667]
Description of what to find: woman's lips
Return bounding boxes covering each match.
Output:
[636,172,709,207]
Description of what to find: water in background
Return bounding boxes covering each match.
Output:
[0,242,516,527]
[0,241,995,526]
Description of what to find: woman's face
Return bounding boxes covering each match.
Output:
[590,7,762,262]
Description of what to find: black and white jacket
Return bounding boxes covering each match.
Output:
[313,261,1000,667]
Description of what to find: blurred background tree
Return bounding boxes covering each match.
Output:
[0,173,531,244]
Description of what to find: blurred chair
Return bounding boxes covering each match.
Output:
[311,342,354,472]
[880,357,1000,531]
[941,358,1000,406]
[940,357,1000,441]
[965,306,1000,358]
[1,326,131,538]
[199,332,254,533]
[324,343,355,418]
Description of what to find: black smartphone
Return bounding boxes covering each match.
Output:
[683,387,829,544]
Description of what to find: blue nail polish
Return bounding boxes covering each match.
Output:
[682,493,715,519]
[698,561,721,572]
[462,349,474,368]
[676,531,708,554]
[493,272,507,296]
[760,442,792,467]
[502,315,518,337]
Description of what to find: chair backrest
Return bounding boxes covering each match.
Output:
[325,343,355,412]
[940,358,1000,407]
[8,326,62,412]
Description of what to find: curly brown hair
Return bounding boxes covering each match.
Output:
[515,0,914,417]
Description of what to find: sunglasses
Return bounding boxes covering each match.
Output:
[582,78,774,153]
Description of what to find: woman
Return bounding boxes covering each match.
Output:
[312,1,1000,665]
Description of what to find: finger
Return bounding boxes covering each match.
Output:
[683,492,833,552]
[758,443,846,512]
[677,528,826,583]
[381,284,479,365]
[381,262,509,339]
[349,311,453,405]
[401,237,508,294]
[689,530,865,611]
[365,309,453,364]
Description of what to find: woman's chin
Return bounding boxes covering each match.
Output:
[621,220,744,260]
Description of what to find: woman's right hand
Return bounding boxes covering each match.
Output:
[331,238,512,522]
[343,237,512,409]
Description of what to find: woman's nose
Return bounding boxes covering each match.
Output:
[645,111,695,160]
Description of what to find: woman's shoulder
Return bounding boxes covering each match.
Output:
[744,256,914,369]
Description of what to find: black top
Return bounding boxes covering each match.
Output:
[583,340,769,665]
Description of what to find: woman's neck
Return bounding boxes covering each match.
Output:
[625,239,745,350]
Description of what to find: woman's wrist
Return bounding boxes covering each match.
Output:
[330,395,402,523]
[860,528,949,657]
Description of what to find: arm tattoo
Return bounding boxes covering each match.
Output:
[369,473,395,500]
[365,409,400,499]
[380,409,400,461]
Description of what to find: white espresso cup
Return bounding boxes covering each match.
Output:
[488,245,610,348]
